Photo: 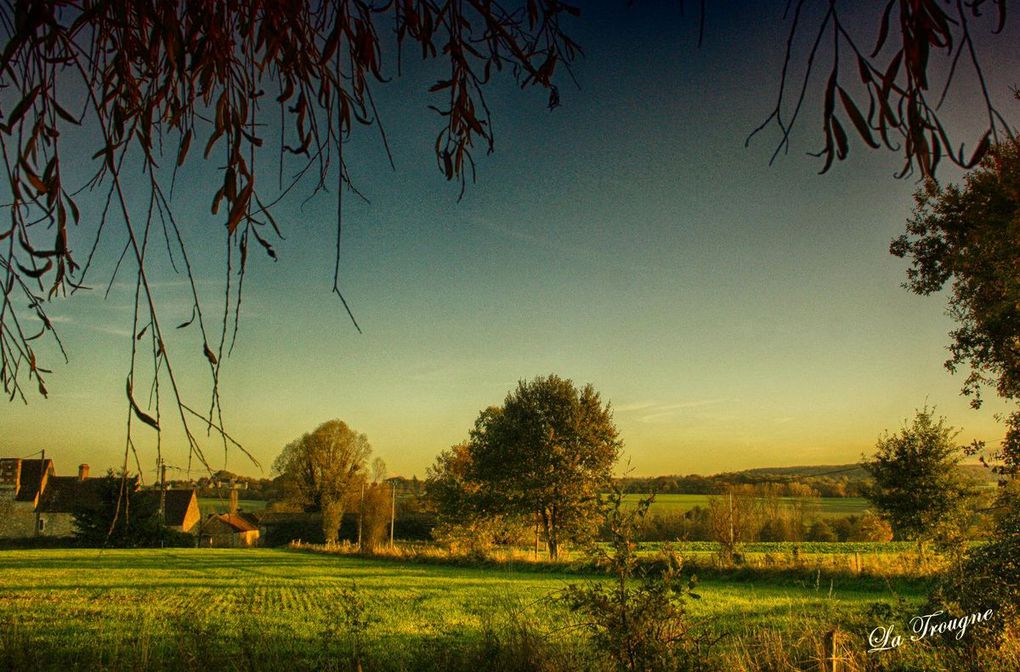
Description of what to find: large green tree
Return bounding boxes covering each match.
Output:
[273,419,371,543]
[864,408,975,541]
[467,374,622,559]
[891,139,1020,480]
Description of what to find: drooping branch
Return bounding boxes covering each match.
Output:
[0,0,577,470]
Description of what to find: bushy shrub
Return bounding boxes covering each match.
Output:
[561,491,714,672]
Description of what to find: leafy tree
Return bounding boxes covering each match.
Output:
[892,140,1020,481]
[468,374,622,559]
[424,441,526,556]
[1,2,1012,473]
[864,408,975,541]
[273,419,371,543]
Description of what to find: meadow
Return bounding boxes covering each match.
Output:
[0,547,983,672]
[620,493,871,518]
[197,497,268,514]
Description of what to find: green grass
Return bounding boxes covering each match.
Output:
[621,493,871,518]
[197,497,268,514]
[0,548,922,649]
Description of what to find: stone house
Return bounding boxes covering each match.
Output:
[198,513,261,547]
[0,457,201,539]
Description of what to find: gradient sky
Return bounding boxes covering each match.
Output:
[2,2,1018,481]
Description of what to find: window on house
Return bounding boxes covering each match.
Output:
[37,517,46,533]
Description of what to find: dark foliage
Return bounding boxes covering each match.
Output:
[72,471,191,547]
[468,374,622,559]
[892,140,1020,481]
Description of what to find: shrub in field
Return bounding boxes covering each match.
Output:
[807,520,837,542]
[928,489,1020,666]
[562,490,714,672]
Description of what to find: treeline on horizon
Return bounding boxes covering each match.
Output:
[176,462,997,503]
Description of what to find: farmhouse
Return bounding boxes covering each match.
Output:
[0,457,201,538]
[197,490,260,547]
[199,513,261,547]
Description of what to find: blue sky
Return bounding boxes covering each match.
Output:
[2,2,1017,480]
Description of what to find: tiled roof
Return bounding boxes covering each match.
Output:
[136,490,197,527]
[216,513,259,533]
[36,476,109,512]
[13,459,53,502]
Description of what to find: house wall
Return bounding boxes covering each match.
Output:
[200,529,259,548]
[37,512,76,538]
[0,496,40,538]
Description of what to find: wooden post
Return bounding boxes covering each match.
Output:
[159,459,167,522]
[533,512,539,558]
[389,481,396,549]
[35,449,45,536]
[357,481,365,550]
[824,629,841,672]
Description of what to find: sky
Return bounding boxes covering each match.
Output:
[2,2,1018,481]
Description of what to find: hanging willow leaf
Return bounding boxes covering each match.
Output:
[126,378,160,430]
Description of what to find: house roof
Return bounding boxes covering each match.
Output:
[136,490,197,527]
[36,476,109,512]
[13,459,53,502]
[201,513,258,534]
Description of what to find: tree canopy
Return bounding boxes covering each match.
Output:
[467,374,621,558]
[864,407,975,541]
[891,139,1020,481]
[273,419,371,543]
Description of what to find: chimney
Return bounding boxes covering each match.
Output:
[229,488,238,515]
[78,464,90,481]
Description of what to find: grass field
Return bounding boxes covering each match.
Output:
[621,493,871,518]
[197,497,268,514]
[0,547,939,671]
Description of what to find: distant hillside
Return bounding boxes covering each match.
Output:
[733,464,869,480]
[617,461,999,497]
[733,463,997,484]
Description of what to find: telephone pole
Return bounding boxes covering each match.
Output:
[357,481,365,549]
[389,480,396,548]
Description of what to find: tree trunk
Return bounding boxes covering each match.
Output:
[540,507,556,559]
[321,499,343,544]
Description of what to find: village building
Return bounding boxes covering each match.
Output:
[198,513,261,547]
[197,490,261,547]
[0,457,201,539]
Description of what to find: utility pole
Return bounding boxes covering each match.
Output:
[159,459,167,523]
[389,480,396,548]
[35,449,45,536]
[728,489,735,551]
[357,481,365,549]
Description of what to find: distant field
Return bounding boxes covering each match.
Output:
[621,493,871,518]
[198,497,268,514]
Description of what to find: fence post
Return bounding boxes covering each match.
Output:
[824,628,841,672]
